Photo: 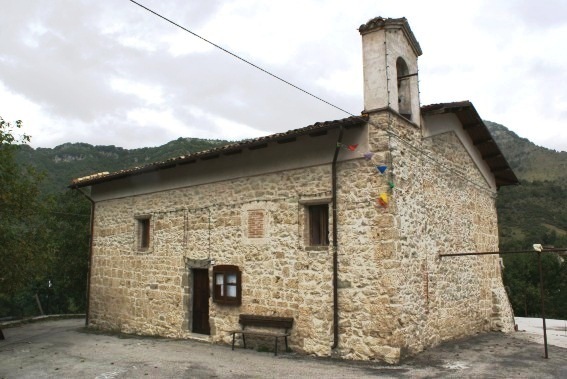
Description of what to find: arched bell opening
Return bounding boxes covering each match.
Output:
[396,57,412,120]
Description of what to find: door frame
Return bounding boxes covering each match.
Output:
[191,268,211,335]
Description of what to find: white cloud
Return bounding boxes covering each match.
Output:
[184,105,269,140]
[0,0,565,152]
[116,36,157,52]
[110,78,165,105]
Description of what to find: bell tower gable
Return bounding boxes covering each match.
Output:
[359,17,422,124]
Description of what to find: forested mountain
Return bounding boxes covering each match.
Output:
[485,121,567,251]
[486,121,567,184]
[485,121,566,318]
[14,137,229,193]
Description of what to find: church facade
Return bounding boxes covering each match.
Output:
[71,17,517,363]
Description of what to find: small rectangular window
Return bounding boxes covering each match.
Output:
[213,265,241,305]
[309,204,329,246]
[138,217,151,250]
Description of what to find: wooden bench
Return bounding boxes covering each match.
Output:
[230,314,293,356]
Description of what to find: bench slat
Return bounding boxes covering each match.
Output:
[231,314,294,356]
[238,314,294,329]
[231,330,290,337]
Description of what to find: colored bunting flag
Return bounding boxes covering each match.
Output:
[336,143,360,151]
[376,165,387,174]
[378,193,389,208]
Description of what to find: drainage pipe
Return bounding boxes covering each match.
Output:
[77,188,95,327]
[331,126,344,349]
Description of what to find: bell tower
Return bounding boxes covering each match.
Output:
[359,17,422,124]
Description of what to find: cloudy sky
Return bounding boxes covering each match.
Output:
[1,0,566,152]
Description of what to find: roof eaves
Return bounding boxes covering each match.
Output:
[421,102,519,188]
[69,115,368,189]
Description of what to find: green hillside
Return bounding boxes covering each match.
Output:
[485,121,566,318]
[485,121,567,250]
[485,121,567,184]
[15,137,229,193]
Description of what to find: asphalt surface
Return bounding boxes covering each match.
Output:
[1,318,566,378]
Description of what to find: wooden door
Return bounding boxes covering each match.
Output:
[192,269,210,335]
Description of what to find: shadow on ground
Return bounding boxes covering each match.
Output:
[1,318,566,378]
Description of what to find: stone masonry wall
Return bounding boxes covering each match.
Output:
[326,111,513,363]
[333,114,403,362]
[376,112,514,358]
[89,163,354,356]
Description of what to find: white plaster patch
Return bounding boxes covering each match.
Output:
[95,368,128,379]
[442,361,470,370]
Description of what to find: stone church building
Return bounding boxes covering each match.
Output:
[71,17,518,363]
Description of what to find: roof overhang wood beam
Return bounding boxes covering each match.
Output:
[277,137,297,144]
[200,154,220,161]
[491,166,514,174]
[308,130,328,137]
[473,138,494,146]
[248,143,268,150]
[482,152,503,160]
[462,122,483,130]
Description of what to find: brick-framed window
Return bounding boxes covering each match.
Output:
[136,216,151,250]
[242,204,271,245]
[308,204,329,246]
[247,209,265,239]
[213,265,241,306]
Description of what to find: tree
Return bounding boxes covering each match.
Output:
[1,117,91,318]
[41,190,90,314]
[502,240,567,319]
[0,117,48,317]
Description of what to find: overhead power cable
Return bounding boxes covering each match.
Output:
[127,0,500,194]
[128,0,353,116]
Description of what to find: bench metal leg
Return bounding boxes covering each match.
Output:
[274,337,278,356]
[242,334,246,348]
[284,336,288,352]
[232,333,236,351]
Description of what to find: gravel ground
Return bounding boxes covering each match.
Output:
[1,318,566,378]
[515,317,567,348]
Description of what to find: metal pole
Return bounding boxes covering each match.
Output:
[440,250,539,258]
[438,246,566,359]
[331,126,344,350]
[439,247,567,258]
[537,251,549,359]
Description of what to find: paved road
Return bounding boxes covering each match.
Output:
[1,318,566,378]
